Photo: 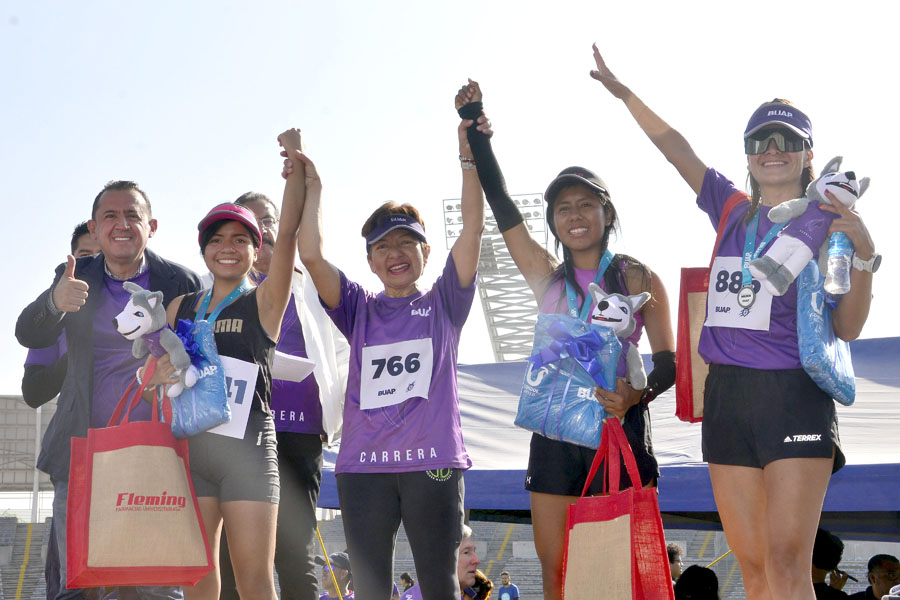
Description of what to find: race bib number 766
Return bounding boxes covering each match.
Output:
[360,338,434,410]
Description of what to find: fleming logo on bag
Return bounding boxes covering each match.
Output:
[115,491,187,512]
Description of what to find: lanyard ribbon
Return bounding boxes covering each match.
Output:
[566,249,614,321]
[528,321,611,389]
[742,211,788,287]
[194,279,252,325]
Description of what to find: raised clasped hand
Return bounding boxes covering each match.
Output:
[52,255,90,312]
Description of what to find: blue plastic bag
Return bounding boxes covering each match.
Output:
[515,314,621,449]
[796,260,855,406]
[166,319,231,438]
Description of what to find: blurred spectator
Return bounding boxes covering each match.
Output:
[674,565,719,600]
[668,542,685,582]
[812,528,850,599]
[849,555,900,600]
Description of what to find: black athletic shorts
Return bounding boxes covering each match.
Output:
[189,410,280,503]
[701,364,845,472]
[525,401,659,495]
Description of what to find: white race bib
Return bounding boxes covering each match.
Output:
[360,338,434,410]
[704,256,773,331]
[207,356,259,439]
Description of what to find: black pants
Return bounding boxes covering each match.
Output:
[336,470,465,600]
[220,432,323,600]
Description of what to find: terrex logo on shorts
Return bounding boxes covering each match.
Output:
[783,434,823,443]
[115,491,187,512]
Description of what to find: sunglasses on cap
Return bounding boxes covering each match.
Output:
[744,128,807,155]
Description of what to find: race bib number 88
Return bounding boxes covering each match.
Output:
[705,256,773,331]
[360,338,434,410]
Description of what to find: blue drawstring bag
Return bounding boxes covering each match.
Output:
[165,319,230,438]
[515,314,621,449]
[796,260,855,405]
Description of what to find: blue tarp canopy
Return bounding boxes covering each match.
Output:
[318,337,900,537]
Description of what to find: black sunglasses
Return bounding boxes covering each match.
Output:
[744,128,807,155]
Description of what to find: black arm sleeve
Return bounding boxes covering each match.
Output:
[21,356,68,409]
[642,350,676,403]
[457,102,524,233]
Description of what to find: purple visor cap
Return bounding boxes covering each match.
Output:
[744,102,813,147]
[198,203,263,247]
[365,214,427,248]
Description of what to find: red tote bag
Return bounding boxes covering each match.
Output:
[675,193,747,423]
[67,360,213,588]
[562,419,674,600]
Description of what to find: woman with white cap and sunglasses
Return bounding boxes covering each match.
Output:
[588,47,876,599]
[455,79,675,600]
[285,84,485,600]
[144,129,308,600]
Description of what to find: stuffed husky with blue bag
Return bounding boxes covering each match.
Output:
[588,284,650,389]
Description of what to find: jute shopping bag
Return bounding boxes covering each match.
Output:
[675,193,746,422]
[67,360,213,587]
[562,419,673,600]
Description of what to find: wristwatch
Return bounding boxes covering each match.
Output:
[852,252,881,273]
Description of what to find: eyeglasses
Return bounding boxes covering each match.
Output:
[259,216,277,228]
[744,128,807,155]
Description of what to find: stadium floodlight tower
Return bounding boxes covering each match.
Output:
[443,194,548,362]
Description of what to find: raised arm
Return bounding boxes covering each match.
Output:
[456,80,558,297]
[293,147,342,310]
[257,129,307,338]
[590,45,708,196]
[452,93,486,287]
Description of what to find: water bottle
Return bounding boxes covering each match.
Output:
[824,232,853,295]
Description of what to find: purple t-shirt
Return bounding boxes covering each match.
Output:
[539,265,644,378]
[91,270,153,427]
[24,335,67,367]
[696,168,802,369]
[325,254,475,474]
[270,292,324,435]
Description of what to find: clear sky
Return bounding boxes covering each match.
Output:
[2,0,897,394]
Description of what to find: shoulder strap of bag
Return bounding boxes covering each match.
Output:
[580,418,642,497]
[108,357,160,427]
[708,192,747,268]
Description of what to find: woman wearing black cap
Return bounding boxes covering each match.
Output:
[144,129,309,600]
[455,81,675,600]
[588,47,876,600]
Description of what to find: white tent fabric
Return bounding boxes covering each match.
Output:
[318,338,900,533]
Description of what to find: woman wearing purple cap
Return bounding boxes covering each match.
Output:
[589,47,876,599]
[286,87,485,600]
[144,129,309,600]
[455,80,675,600]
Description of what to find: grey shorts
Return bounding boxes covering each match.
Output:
[188,410,280,503]
[701,364,845,472]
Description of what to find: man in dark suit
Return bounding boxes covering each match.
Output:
[16,180,202,600]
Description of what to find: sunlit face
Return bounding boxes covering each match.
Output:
[203,220,257,281]
[367,228,429,298]
[457,536,480,589]
[73,233,101,257]
[501,573,509,586]
[320,565,348,594]
[746,127,812,193]
[88,189,157,266]
[551,185,609,252]
[243,199,278,274]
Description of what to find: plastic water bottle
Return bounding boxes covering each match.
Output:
[824,232,853,295]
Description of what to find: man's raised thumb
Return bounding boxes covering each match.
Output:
[64,254,77,278]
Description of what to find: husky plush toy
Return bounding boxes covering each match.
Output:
[113,281,198,397]
[587,283,650,389]
[749,156,870,296]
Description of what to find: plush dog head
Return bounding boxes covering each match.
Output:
[113,282,167,341]
[807,156,870,210]
[587,283,650,339]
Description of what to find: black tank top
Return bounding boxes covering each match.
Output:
[175,288,275,414]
